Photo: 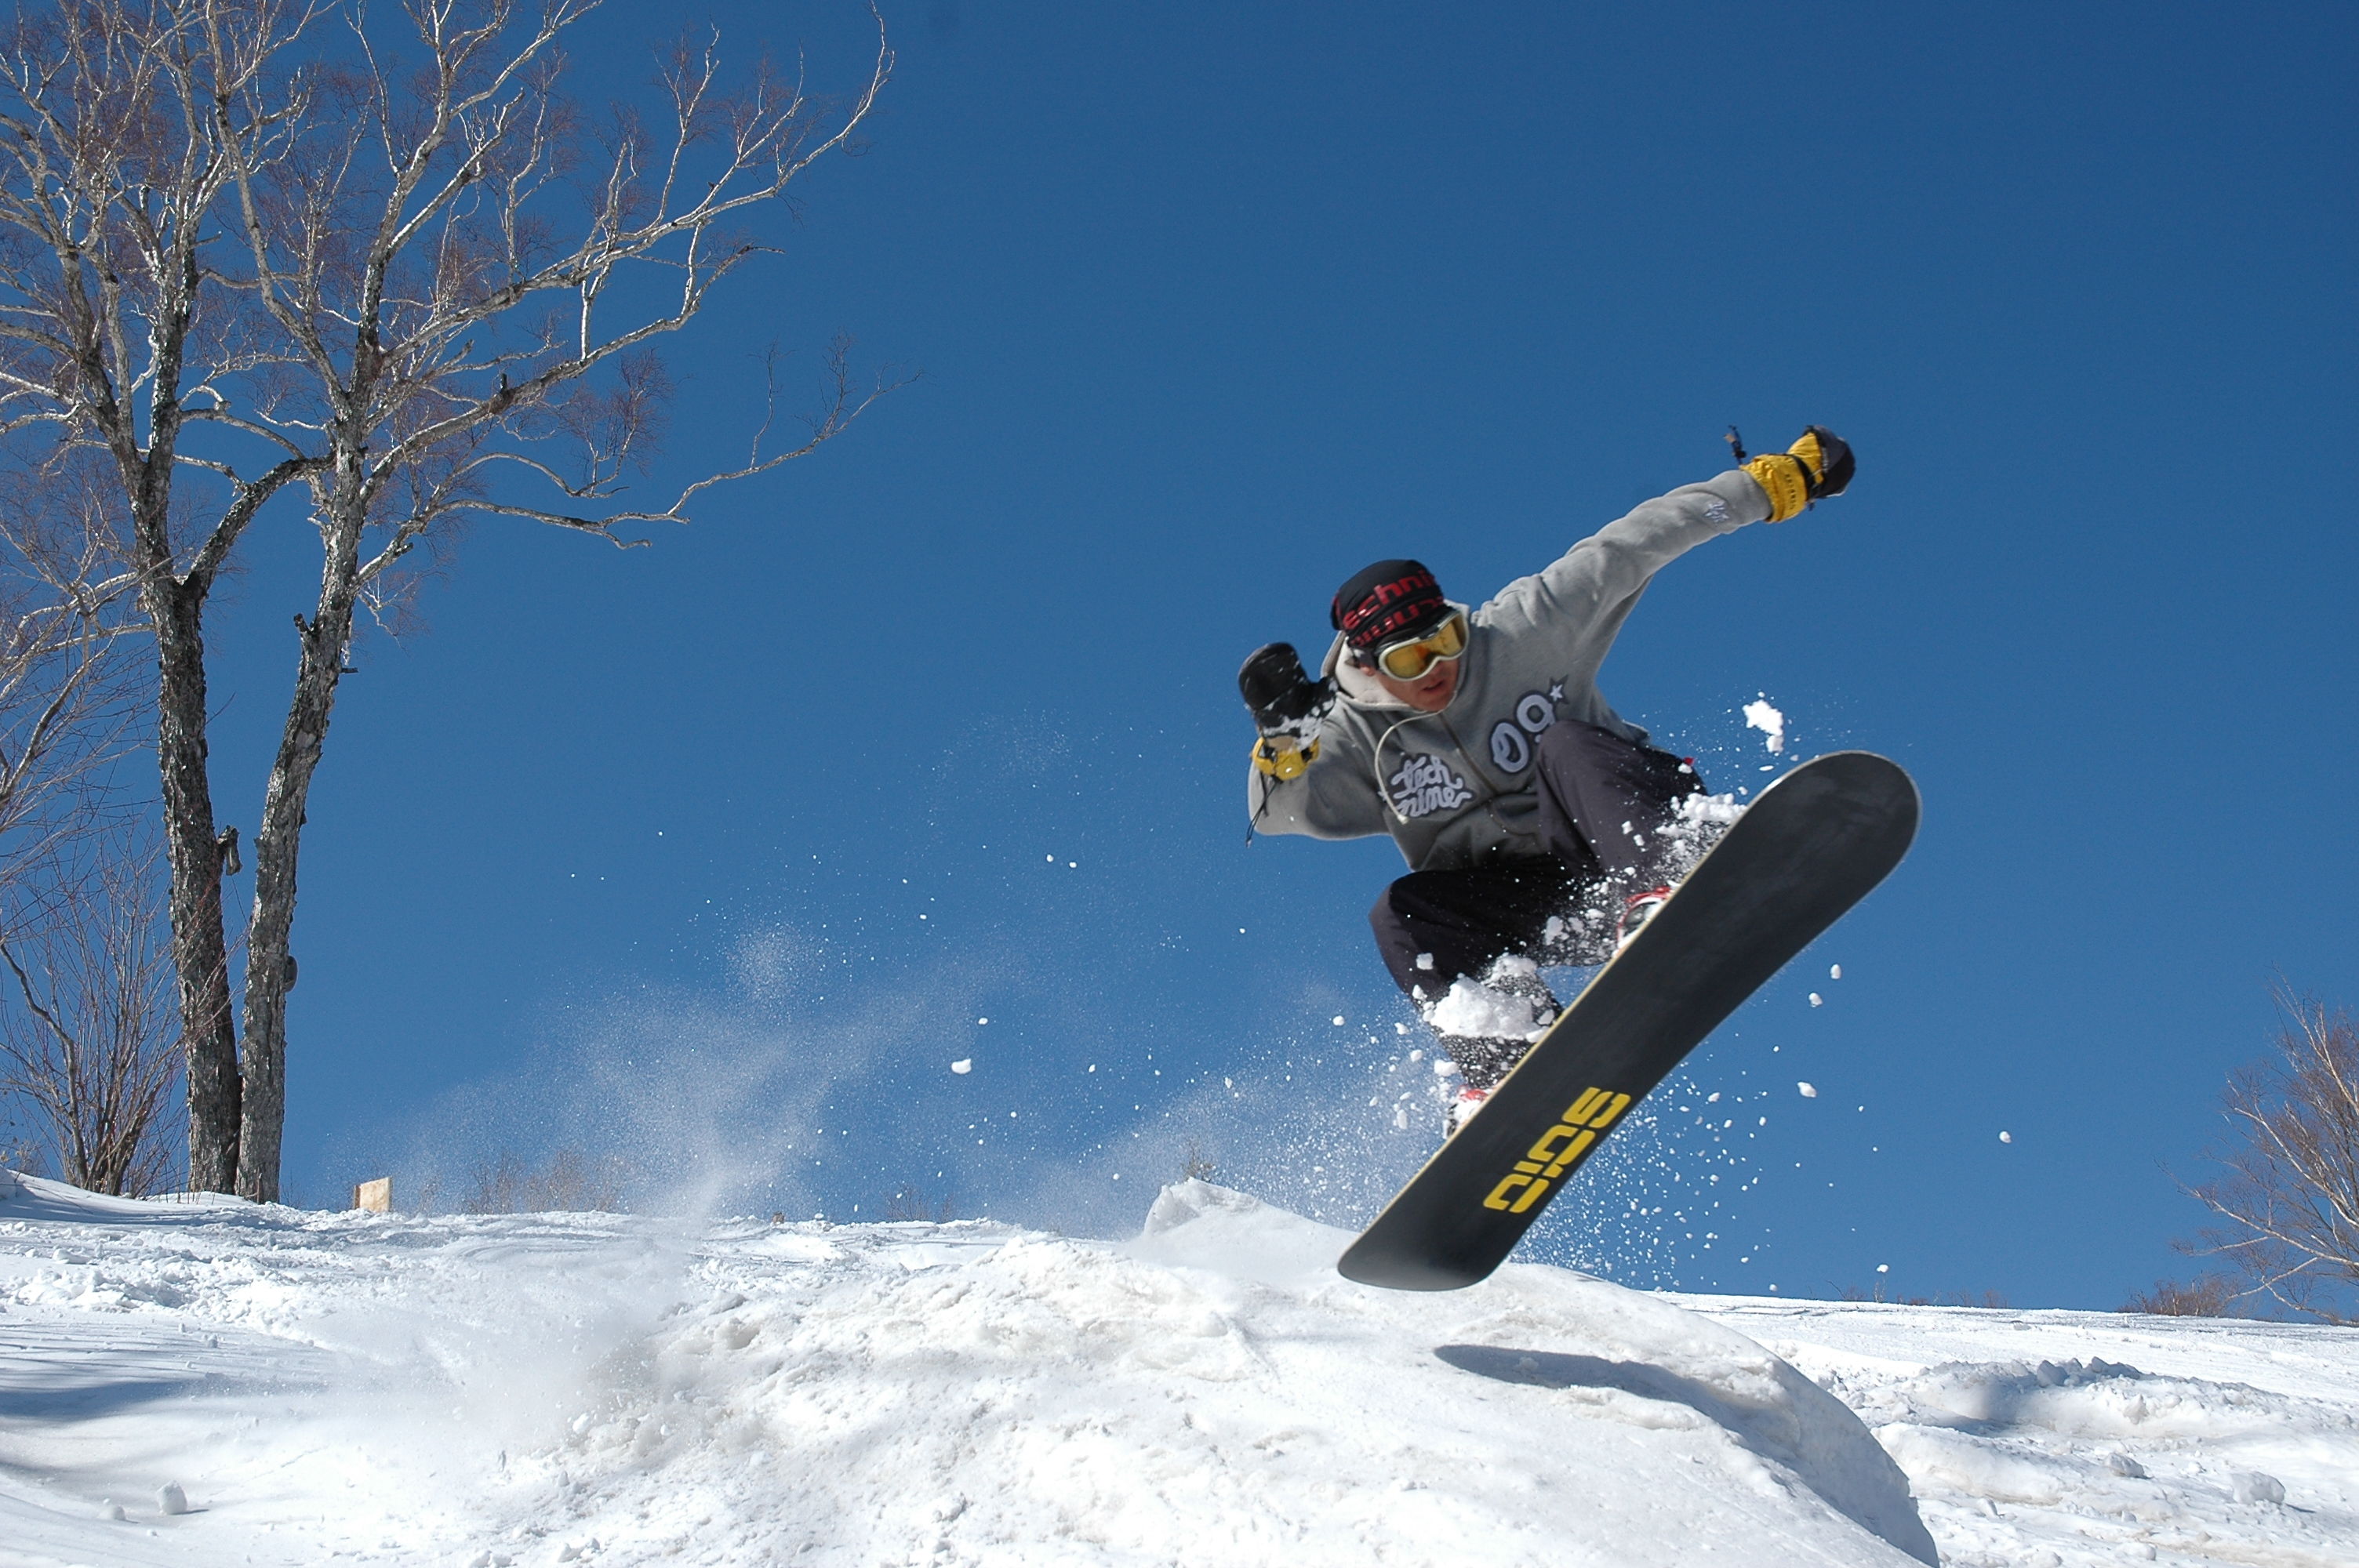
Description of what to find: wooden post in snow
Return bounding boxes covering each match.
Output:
[353,1177,392,1213]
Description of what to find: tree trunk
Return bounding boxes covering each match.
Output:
[149,577,238,1193]
[234,488,362,1203]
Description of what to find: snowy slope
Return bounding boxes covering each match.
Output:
[0,1171,2351,1566]
[1682,1295,2359,1567]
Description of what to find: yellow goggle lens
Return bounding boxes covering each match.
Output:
[1376,614,1467,680]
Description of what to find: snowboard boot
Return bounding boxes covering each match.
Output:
[1480,953,1561,1030]
[1429,955,1562,1134]
[1434,1033,1526,1088]
[1616,885,1674,951]
[1447,1086,1490,1133]
[1535,900,1619,968]
[1431,1032,1530,1134]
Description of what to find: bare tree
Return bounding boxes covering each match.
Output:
[0,0,898,1199]
[0,827,182,1195]
[2182,996,2359,1324]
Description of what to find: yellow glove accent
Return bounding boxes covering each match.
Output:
[1253,735,1319,779]
[1743,429,1833,524]
[1743,454,1808,521]
[1788,427,1828,485]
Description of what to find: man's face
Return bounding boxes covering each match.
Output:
[1368,652,1460,712]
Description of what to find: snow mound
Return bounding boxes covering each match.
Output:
[1902,1355,2291,1439]
[1875,1423,2085,1506]
[552,1180,1936,1565]
[1865,1350,2358,1546]
[0,1171,1936,1566]
[1137,1178,1934,1563]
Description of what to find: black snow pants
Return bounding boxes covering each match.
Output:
[1369,720,1703,1009]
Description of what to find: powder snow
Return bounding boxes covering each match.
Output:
[1,1171,2354,1566]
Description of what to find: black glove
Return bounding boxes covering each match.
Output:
[1743,425,1855,521]
[1238,642,1332,736]
[1794,426,1854,498]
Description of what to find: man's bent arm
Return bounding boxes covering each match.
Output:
[1247,730,1390,840]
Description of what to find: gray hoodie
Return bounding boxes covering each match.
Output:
[1248,469,1773,870]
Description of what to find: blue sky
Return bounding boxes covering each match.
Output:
[182,2,2354,1308]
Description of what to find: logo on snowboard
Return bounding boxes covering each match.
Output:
[1481,1086,1631,1214]
[1388,753,1473,818]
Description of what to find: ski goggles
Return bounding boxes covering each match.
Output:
[1368,611,1468,681]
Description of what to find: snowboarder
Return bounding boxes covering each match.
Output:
[1238,426,1854,1127]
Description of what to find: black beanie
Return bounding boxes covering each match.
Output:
[1332,559,1448,653]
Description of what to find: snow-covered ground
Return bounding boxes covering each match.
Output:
[1677,1294,2359,1566]
[0,1171,2351,1566]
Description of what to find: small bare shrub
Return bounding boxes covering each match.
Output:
[1180,1141,1217,1181]
[1921,1289,2011,1309]
[0,836,182,1196]
[462,1149,627,1215]
[884,1183,955,1222]
[2122,1275,2241,1316]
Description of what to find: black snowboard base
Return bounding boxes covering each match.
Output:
[1337,751,1920,1291]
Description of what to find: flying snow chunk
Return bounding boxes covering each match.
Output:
[1332,1016,1347,1027]
[1797,1082,1818,1098]
[1999,1130,2013,1143]
[1743,696,1787,753]
[1427,974,1547,1042]
[1809,993,1823,1007]
[976,1017,990,1025]
[1830,964,1842,980]
[950,1059,972,1075]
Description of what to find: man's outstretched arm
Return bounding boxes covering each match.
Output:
[1486,426,1855,644]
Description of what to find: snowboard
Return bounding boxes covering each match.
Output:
[1337,750,1920,1291]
